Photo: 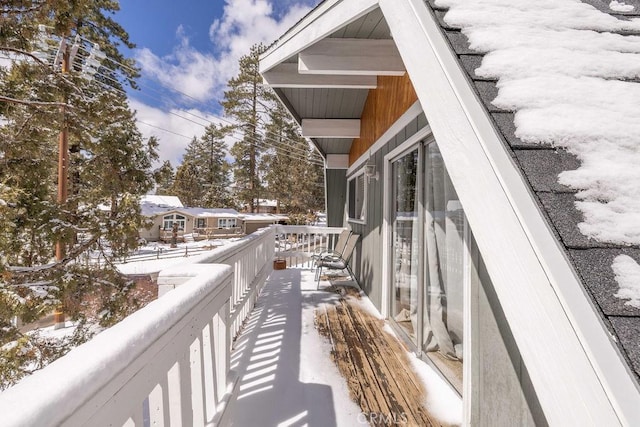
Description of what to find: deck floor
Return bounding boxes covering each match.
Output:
[226,268,456,426]
[315,286,449,427]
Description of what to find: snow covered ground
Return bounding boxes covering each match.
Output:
[113,237,241,275]
[227,268,462,426]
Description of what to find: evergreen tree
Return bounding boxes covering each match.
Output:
[0,0,156,388]
[171,158,201,207]
[171,125,233,208]
[192,124,233,208]
[153,160,175,195]
[262,103,325,215]
[221,43,275,212]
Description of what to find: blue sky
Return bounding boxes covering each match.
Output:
[113,0,321,166]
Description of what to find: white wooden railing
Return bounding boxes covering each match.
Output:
[0,264,234,427]
[155,226,275,338]
[274,225,345,268]
[0,226,343,427]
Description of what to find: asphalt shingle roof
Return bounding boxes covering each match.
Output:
[425,0,640,381]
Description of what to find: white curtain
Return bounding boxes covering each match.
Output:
[420,144,465,361]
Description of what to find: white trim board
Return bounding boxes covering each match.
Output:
[263,63,378,89]
[381,0,639,424]
[259,0,379,73]
[298,38,405,76]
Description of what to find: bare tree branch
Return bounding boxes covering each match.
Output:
[0,46,47,66]
[0,95,71,108]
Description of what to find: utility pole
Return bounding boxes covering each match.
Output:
[55,48,70,261]
[53,43,70,329]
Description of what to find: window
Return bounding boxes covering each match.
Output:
[196,218,206,229]
[163,214,186,230]
[218,218,237,229]
[348,173,366,222]
[388,140,465,392]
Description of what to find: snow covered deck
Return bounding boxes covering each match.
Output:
[0,226,461,426]
[224,268,362,426]
[226,268,462,426]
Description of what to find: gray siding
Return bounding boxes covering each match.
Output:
[470,250,548,426]
[348,113,427,310]
[325,169,347,227]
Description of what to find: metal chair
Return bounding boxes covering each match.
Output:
[311,229,351,272]
[316,233,360,289]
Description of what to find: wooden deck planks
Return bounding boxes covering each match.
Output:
[315,287,448,427]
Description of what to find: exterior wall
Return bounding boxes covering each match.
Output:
[139,222,161,241]
[470,248,548,426]
[348,113,428,310]
[349,75,418,164]
[325,169,347,227]
[244,221,275,235]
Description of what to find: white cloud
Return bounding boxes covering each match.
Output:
[135,0,317,105]
[129,98,235,167]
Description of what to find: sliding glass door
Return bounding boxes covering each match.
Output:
[390,148,420,345]
[388,140,465,390]
[421,142,464,390]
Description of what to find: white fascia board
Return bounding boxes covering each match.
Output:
[298,38,405,76]
[259,0,379,74]
[380,0,639,424]
[326,154,350,169]
[302,119,361,138]
[263,63,378,89]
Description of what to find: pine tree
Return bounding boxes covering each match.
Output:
[153,160,175,195]
[0,0,157,388]
[171,125,233,208]
[171,157,201,207]
[262,103,325,215]
[221,43,275,212]
[193,124,233,208]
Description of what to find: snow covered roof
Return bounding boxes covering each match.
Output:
[140,203,178,217]
[140,204,241,218]
[141,195,183,208]
[254,199,278,208]
[430,0,640,379]
[242,213,288,222]
[180,208,241,218]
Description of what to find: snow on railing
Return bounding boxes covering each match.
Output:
[156,226,275,338]
[0,264,234,427]
[274,225,345,268]
[0,226,341,426]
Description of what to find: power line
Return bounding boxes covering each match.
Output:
[77,41,324,160]
[18,34,325,165]
[137,121,194,140]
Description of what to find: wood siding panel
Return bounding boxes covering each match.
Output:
[349,75,418,164]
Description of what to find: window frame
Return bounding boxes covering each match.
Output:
[162,213,186,231]
[347,170,367,224]
[218,218,237,229]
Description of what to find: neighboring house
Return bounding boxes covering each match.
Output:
[242,213,289,235]
[253,199,279,214]
[260,1,640,425]
[141,194,184,208]
[139,202,244,242]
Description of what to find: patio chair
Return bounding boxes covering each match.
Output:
[316,233,360,289]
[312,230,351,281]
[311,229,351,269]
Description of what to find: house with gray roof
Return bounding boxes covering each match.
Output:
[260,0,640,424]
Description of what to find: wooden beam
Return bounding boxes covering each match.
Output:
[302,119,361,138]
[263,63,378,89]
[298,38,405,76]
